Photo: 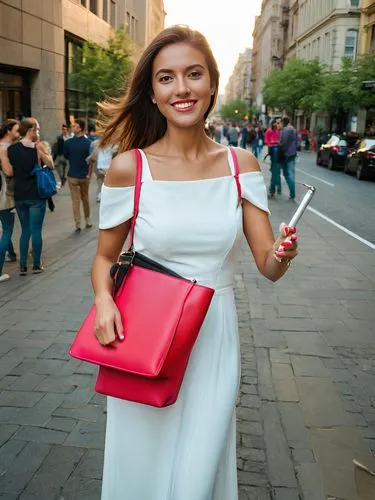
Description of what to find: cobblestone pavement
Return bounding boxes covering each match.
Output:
[0,160,375,500]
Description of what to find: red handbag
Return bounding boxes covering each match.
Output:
[69,149,215,407]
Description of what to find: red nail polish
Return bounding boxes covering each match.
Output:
[282,241,291,247]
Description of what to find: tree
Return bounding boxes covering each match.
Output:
[355,54,375,109]
[263,58,323,119]
[317,55,375,132]
[220,99,249,121]
[69,27,133,114]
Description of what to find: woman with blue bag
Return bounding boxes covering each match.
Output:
[3,118,54,276]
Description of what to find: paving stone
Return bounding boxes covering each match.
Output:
[272,488,300,500]
[262,402,297,488]
[295,463,326,500]
[65,421,105,449]
[40,342,71,361]
[45,417,78,433]
[290,355,329,377]
[57,475,101,500]
[13,426,68,445]
[256,348,276,402]
[271,364,299,402]
[0,442,51,495]
[291,447,315,463]
[74,449,103,480]
[0,390,44,408]
[10,358,66,376]
[0,425,19,447]
[238,470,268,487]
[238,421,263,436]
[278,403,310,445]
[284,332,335,358]
[19,445,85,500]
[52,404,105,423]
[237,407,261,422]
[0,439,27,472]
[7,373,46,391]
[241,394,261,409]
[310,427,375,500]
[238,486,271,500]
[296,377,349,427]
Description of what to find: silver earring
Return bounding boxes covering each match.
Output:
[210,89,214,95]
[152,98,156,104]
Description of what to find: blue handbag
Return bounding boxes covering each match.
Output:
[32,165,57,199]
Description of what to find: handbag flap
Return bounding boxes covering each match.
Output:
[69,266,196,378]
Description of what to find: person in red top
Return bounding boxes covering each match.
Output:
[264,118,282,198]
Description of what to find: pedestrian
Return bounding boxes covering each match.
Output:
[88,140,116,203]
[279,116,297,200]
[264,118,282,198]
[63,119,93,232]
[213,122,221,143]
[93,25,298,500]
[0,119,20,282]
[52,124,72,187]
[87,122,98,145]
[240,123,248,149]
[227,121,239,146]
[5,118,54,275]
[250,126,264,159]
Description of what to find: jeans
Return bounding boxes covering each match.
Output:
[281,156,296,198]
[0,209,15,274]
[16,199,46,268]
[67,177,91,228]
[269,147,282,194]
[251,143,260,158]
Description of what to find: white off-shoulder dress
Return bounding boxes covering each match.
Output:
[98,147,269,500]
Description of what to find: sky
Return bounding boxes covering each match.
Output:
[164,0,262,93]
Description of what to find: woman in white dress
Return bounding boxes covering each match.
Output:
[92,26,298,500]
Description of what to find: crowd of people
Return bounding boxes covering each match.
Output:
[206,117,298,200]
[0,117,113,283]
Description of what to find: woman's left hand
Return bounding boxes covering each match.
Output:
[272,224,298,264]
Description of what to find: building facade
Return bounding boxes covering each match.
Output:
[250,0,284,109]
[224,48,252,104]
[0,0,165,142]
[359,0,375,54]
[286,0,361,70]
[251,0,362,129]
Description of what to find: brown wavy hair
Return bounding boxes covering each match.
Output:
[0,119,19,139]
[99,25,220,153]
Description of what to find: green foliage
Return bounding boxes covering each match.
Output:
[263,58,323,116]
[220,99,249,121]
[355,54,375,109]
[263,54,375,118]
[69,27,133,110]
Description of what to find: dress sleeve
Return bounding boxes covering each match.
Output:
[240,172,270,214]
[99,185,134,229]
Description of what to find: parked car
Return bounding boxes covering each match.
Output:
[344,138,375,180]
[316,134,350,170]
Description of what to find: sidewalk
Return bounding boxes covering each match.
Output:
[0,166,374,500]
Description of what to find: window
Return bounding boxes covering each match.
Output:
[126,12,131,36]
[349,0,359,7]
[89,0,97,14]
[103,0,108,21]
[110,0,116,28]
[344,30,358,60]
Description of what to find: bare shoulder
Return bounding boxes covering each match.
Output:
[232,147,261,174]
[104,150,136,187]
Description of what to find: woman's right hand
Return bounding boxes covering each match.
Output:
[94,294,124,346]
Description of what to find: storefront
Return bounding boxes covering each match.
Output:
[0,66,31,122]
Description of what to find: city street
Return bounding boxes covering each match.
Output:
[0,151,375,500]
